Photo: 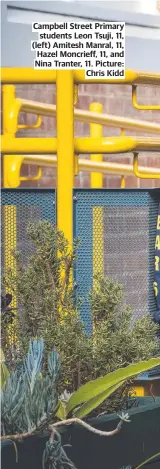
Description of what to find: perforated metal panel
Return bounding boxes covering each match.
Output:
[1,189,56,275]
[74,189,160,335]
[1,188,160,337]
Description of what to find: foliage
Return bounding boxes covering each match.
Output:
[0,349,9,390]
[1,338,60,436]
[65,357,160,419]
[89,274,160,414]
[2,221,160,415]
[42,429,77,469]
[3,221,93,393]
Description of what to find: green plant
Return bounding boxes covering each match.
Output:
[89,274,160,414]
[135,452,160,469]
[2,350,160,469]
[1,338,77,469]
[0,349,9,390]
[3,221,93,392]
[3,221,159,415]
[1,338,59,436]
[57,357,160,419]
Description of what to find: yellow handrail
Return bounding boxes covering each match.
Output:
[74,136,160,153]
[18,115,42,130]
[133,153,160,179]
[1,67,160,250]
[2,136,160,154]
[18,98,160,133]
[1,68,57,84]
[4,154,160,188]
[74,70,160,85]
[132,85,160,111]
[2,68,160,85]
[3,86,160,139]
[20,167,42,182]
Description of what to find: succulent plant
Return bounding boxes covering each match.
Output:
[1,338,60,436]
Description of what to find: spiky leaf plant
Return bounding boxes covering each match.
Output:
[1,338,60,436]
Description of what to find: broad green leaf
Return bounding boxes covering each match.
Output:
[73,381,125,419]
[0,349,9,389]
[67,357,160,415]
[56,400,67,420]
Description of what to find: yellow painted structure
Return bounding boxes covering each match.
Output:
[133,153,160,179]
[2,68,160,85]
[2,135,160,155]
[132,85,160,110]
[3,154,160,188]
[1,67,160,246]
[90,102,103,188]
[56,70,74,246]
[2,91,160,135]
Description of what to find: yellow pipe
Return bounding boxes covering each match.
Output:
[133,153,160,179]
[2,136,160,155]
[19,98,160,134]
[79,158,160,175]
[120,175,126,188]
[2,85,21,136]
[3,91,159,139]
[74,136,160,153]
[5,154,160,188]
[56,70,74,246]
[1,68,57,83]
[90,102,103,188]
[74,85,78,105]
[74,69,160,85]
[18,115,42,130]
[132,85,160,111]
[1,136,57,154]
[2,68,160,85]
[20,167,42,181]
[3,155,24,187]
[75,108,160,134]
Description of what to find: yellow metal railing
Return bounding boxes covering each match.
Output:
[2,68,160,85]
[4,153,160,188]
[2,89,160,135]
[132,85,160,111]
[133,153,160,179]
[1,67,160,246]
[2,135,160,155]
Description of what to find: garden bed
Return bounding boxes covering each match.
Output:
[2,397,160,469]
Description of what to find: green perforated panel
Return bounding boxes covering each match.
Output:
[1,189,56,275]
[74,189,160,335]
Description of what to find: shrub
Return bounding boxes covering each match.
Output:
[2,221,159,414]
[90,274,160,414]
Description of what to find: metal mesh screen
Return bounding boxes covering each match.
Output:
[1,189,56,276]
[103,205,149,321]
[74,189,160,335]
